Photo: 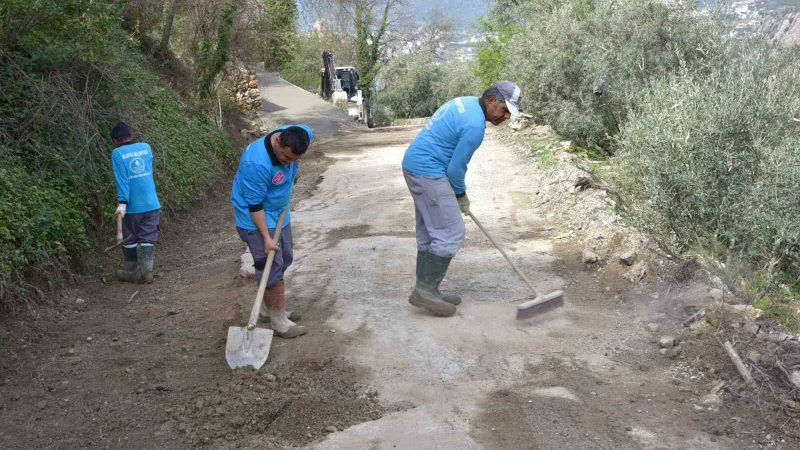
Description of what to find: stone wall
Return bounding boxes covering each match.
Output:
[227,66,261,111]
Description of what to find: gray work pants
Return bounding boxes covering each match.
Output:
[403,170,465,258]
[236,224,293,287]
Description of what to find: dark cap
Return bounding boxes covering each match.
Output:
[111,122,132,140]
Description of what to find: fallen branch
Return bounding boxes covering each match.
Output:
[128,290,139,303]
[710,380,726,394]
[573,170,617,195]
[723,340,754,385]
[683,308,706,327]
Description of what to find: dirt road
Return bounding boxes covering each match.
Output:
[0,74,765,449]
[290,129,738,450]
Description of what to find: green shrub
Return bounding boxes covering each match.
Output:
[614,40,800,277]
[375,51,444,118]
[441,59,482,101]
[260,0,298,71]
[374,50,480,121]
[0,160,89,302]
[280,32,325,91]
[369,101,393,127]
[474,16,515,88]
[480,0,800,319]
[484,0,727,152]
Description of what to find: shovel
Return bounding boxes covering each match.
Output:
[467,211,564,319]
[226,208,287,370]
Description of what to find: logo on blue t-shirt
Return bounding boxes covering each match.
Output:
[130,157,145,174]
[272,171,285,184]
[426,103,451,131]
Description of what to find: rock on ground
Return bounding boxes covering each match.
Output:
[623,261,647,283]
[619,251,637,266]
[646,323,662,333]
[582,249,600,264]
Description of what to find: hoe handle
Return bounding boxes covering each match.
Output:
[247,208,287,330]
[116,213,124,242]
[467,211,540,297]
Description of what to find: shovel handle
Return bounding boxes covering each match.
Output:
[247,208,287,330]
[467,211,540,297]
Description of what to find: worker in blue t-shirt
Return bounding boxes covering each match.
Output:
[231,124,313,339]
[110,122,161,284]
[401,81,523,317]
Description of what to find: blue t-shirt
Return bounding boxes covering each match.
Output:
[111,142,161,214]
[230,125,312,230]
[401,96,486,195]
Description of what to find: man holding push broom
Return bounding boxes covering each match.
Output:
[401,81,523,317]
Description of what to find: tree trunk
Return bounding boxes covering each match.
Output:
[158,0,178,54]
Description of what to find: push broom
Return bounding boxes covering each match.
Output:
[467,211,565,319]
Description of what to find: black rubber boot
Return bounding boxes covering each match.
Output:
[116,246,139,283]
[408,252,457,317]
[139,245,155,284]
[417,251,461,305]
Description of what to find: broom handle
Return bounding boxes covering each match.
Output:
[247,208,287,330]
[467,211,540,297]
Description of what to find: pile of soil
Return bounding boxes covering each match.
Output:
[168,358,387,448]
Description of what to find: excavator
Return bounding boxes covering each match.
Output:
[319,50,373,128]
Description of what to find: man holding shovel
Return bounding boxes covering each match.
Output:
[111,122,161,284]
[231,124,312,339]
[401,81,522,317]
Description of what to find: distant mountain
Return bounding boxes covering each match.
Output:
[412,0,490,32]
[298,0,489,34]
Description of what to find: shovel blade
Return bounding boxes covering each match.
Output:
[516,290,565,320]
[225,326,274,370]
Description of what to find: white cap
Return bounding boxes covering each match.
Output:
[493,80,522,116]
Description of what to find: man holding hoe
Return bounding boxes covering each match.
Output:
[402,81,522,317]
[231,124,313,338]
[111,122,161,284]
